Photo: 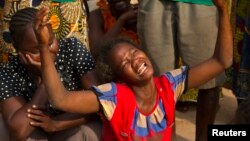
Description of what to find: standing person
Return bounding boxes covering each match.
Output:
[232,0,250,105]
[88,0,139,59]
[34,0,232,140]
[0,7,102,141]
[137,0,225,140]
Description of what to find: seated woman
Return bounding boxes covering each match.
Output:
[0,7,102,141]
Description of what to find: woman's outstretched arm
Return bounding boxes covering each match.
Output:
[34,7,100,114]
[188,0,233,89]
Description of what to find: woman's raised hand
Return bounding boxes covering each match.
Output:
[33,7,50,47]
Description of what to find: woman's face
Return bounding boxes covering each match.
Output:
[18,23,58,63]
[108,42,154,85]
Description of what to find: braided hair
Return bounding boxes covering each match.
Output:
[9,7,38,50]
[97,37,137,82]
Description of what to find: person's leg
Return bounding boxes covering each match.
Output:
[176,101,191,112]
[50,120,102,141]
[0,113,10,141]
[195,87,220,141]
[177,3,225,141]
[237,98,244,105]
[78,120,102,141]
[26,129,48,141]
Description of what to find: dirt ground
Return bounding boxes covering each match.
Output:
[175,88,237,141]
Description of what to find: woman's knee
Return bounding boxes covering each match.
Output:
[0,113,10,141]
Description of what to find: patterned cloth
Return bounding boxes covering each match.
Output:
[92,66,188,140]
[96,0,140,45]
[178,0,233,102]
[232,0,250,99]
[0,37,95,101]
[0,0,89,62]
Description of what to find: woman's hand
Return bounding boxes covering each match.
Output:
[33,7,50,47]
[119,8,137,23]
[21,52,41,68]
[19,52,42,77]
[27,105,57,133]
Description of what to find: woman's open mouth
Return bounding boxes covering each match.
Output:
[137,62,147,76]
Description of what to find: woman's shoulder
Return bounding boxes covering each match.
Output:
[0,55,22,73]
[59,37,80,44]
[163,66,189,78]
[58,37,88,50]
[92,82,132,96]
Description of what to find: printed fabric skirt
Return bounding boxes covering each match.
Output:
[232,0,250,100]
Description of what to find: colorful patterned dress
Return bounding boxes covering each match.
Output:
[232,0,250,100]
[0,0,89,62]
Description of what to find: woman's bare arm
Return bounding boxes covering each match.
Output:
[88,8,137,59]
[188,0,233,88]
[1,84,47,141]
[36,7,100,114]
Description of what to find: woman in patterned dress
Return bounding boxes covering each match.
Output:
[0,7,102,141]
